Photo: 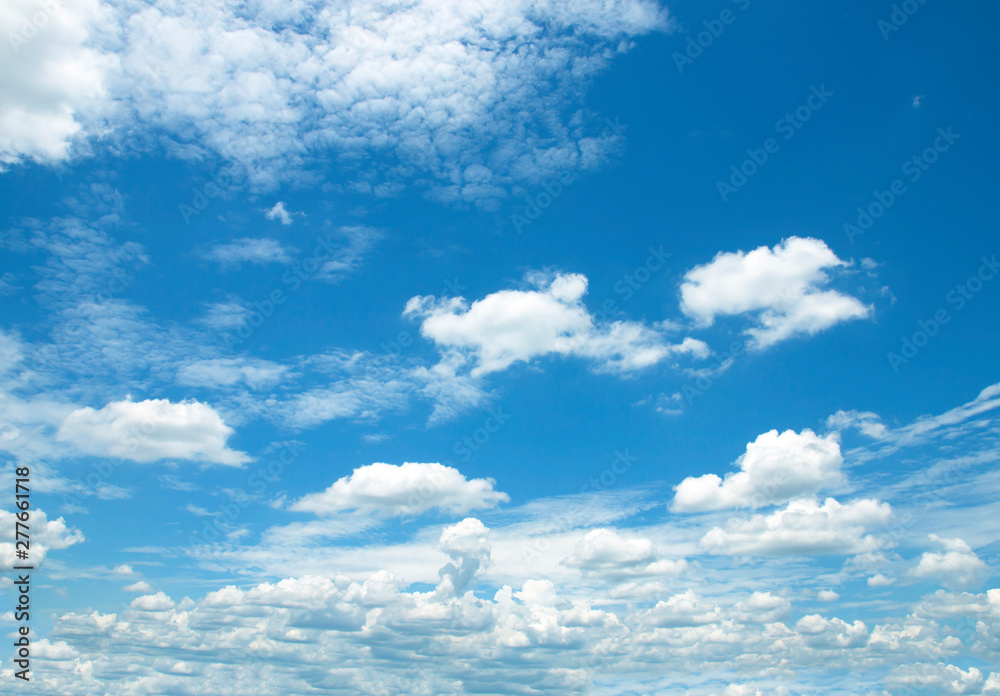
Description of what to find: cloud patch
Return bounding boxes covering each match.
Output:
[680,237,871,348]
[290,462,509,517]
[55,397,249,465]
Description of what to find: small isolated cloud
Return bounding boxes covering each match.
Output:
[201,237,294,267]
[817,590,840,602]
[679,237,871,348]
[825,409,888,439]
[672,429,844,512]
[197,299,252,330]
[908,535,989,590]
[289,462,509,517]
[112,564,134,576]
[406,271,708,377]
[868,573,895,587]
[264,201,297,225]
[564,528,688,579]
[123,581,154,593]
[56,397,249,465]
[700,497,892,556]
[912,95,924,109]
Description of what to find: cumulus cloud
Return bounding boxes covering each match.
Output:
[55,397,249,465]
[201,237,294,267]
[0,0,114,166]
[563,528,688,579]
[406,271,708,377]
[290,462,509,517]
[679,237,871,348]
[0,508,84,566]
[673,429,844,512]
[700,497,892,556]
[908,535,989,590]
[436,518,492,596]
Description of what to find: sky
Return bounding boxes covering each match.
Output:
[1,0,999,694]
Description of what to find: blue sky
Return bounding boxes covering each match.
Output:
[1,0,999,694]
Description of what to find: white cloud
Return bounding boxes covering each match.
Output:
[679,237,871,348]
[406,271,707,377]
[436,517,492,595]
[6,0,670,201]
[868,573,895,587]
[0,0,115,166]
[56,397,249,465]
[563,528,688,579]
[672,429,844,512]
[908,535,989,590]
[122,581,154,593]
[264,201,294,225]
[887,663,986,695]
[817,590,840,602]
[176,357,288,390]
[700,497,892,556]
[201,237,294,267]
[290,462,509,517]
[0,508,84,566]
[640,589,721,627]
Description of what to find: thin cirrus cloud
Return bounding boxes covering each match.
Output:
[55,397,249,465]
[200,237,295,267]
[679,236,872,348]
[289,462,510,517]
[2,0,672,201]
[405,271,709,377]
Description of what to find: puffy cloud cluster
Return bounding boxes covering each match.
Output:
[679,237,870,348]
[56,397,249,465]
[290,462,509,517]
[406,271,708,376]
[673,429,844,512]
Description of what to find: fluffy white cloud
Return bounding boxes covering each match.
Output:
[290,462,509,517]
[0,0,114,166]
[200,237,294,267]
[406,271,707,377]
[55,397,249,465]
[908,535,989,590]
[436,518,492,595]
[700,497,892,556]
[0,507,84,566]
[673,429,844,512]
[563,528,688,579]
[886,663,986,695]
[679,237,871,348]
